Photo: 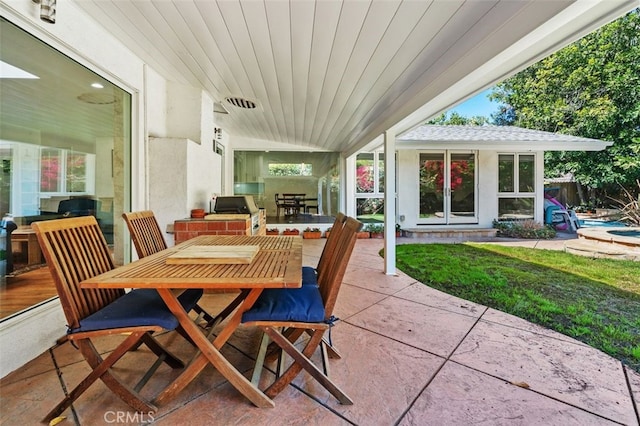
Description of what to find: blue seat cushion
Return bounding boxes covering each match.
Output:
[241,285,325,323]
[73,288,203,333]
[302,266,318,287]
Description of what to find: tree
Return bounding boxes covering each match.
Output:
[427,112,488,126]
[491,9,640,206]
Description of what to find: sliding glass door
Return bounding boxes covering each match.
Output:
[418,151,477,224]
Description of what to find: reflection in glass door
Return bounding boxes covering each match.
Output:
[419,153,445,222]
[419,152,477,224]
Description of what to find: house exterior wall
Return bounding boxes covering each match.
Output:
[148,138,222,247]
[0,0,225,378]
[393,149,545,230]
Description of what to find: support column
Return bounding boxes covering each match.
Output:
[383,130,396,275]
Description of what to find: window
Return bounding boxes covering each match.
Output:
[356,153,374,193]
[39,148,94,194]
[355,151,387,219]
[498,153,536,220]
[66,151,88,192]
[268,163,312,176]
[1,16,131,317]
[40,148,62,192]
[234,151,340,217]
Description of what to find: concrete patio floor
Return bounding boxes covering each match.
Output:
[1,237,638,425]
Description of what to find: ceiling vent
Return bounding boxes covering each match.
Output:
[225,96,257,109]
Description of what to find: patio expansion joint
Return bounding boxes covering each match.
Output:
[450,311,637,426]
[446,355,633,426]
[49,345,80,425]
[393,305,489,425]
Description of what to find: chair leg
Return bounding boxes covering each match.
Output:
[43,332,157,423]
[264,327,304,363]
[251,332,271,386]
[261,327,353,405]
[323,338,342,359]
[205,290,249,328]
[140,332,184,369]
[193,303,215,325]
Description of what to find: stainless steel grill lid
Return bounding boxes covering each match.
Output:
[213,196,259,215]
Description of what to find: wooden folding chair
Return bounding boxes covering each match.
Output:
[32,216,202,423]
[259,212,347,373]
[122,210,215,325]
[287,212,347,362]
[313,212,347,285]
[241,216,362,403]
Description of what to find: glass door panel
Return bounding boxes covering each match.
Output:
[449,153,476,223]
[419,151,477,224]
[419,153,445,223]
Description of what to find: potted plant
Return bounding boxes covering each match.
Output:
[283,228,300,236]
[324,226,332,238]
[396,223,402,237]
[356,229,371,239]
[302,227,322,239]
[366,223,384,238]
[266,228,279,236]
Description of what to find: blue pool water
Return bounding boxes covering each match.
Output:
[608,229,640,238]
[578,219,627,228]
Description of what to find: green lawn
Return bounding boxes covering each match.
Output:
[394,243,640,372]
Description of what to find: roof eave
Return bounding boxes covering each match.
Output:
[394,140,613,151]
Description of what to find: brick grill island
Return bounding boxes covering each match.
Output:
[174,212,266,244]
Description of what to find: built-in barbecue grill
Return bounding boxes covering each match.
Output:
[213,196,261,235]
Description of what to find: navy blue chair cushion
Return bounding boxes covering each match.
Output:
[73,288,203,333]
[302,266,318,287]
[241,285,325,323]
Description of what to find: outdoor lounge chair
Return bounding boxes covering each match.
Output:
[242,216,362,403]
[32,216,203,422]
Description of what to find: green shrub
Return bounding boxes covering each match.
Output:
[492,219,557,239]
[365,223,384,233]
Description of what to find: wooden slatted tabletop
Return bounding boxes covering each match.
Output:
[81,235,302,290]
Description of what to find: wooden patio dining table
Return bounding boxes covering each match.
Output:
[80,234,303,408]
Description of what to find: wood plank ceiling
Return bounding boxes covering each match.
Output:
[3,0,636,154]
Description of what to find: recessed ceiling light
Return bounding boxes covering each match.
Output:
[0,60,39,79]
[91,82,104,89]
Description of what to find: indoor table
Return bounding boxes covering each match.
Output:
[80,234,302,408]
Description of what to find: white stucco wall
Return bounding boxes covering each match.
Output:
[393,149,545,229]
[146,68,168,138]
[149,137,222,246]
[0,300,66,378]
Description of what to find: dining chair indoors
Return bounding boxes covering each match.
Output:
[122,210,215,325]
[32,216,203,422]
[274,193,286,220]
[241,216,362,404]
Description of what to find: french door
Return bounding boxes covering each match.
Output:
[418,151,477,224]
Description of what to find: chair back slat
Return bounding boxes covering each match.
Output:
[316,212,346,284]
[32,216,121,330]
[122,211,167,258]
[318,217,362,317]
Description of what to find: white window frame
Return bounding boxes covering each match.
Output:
[497,152,536,221]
